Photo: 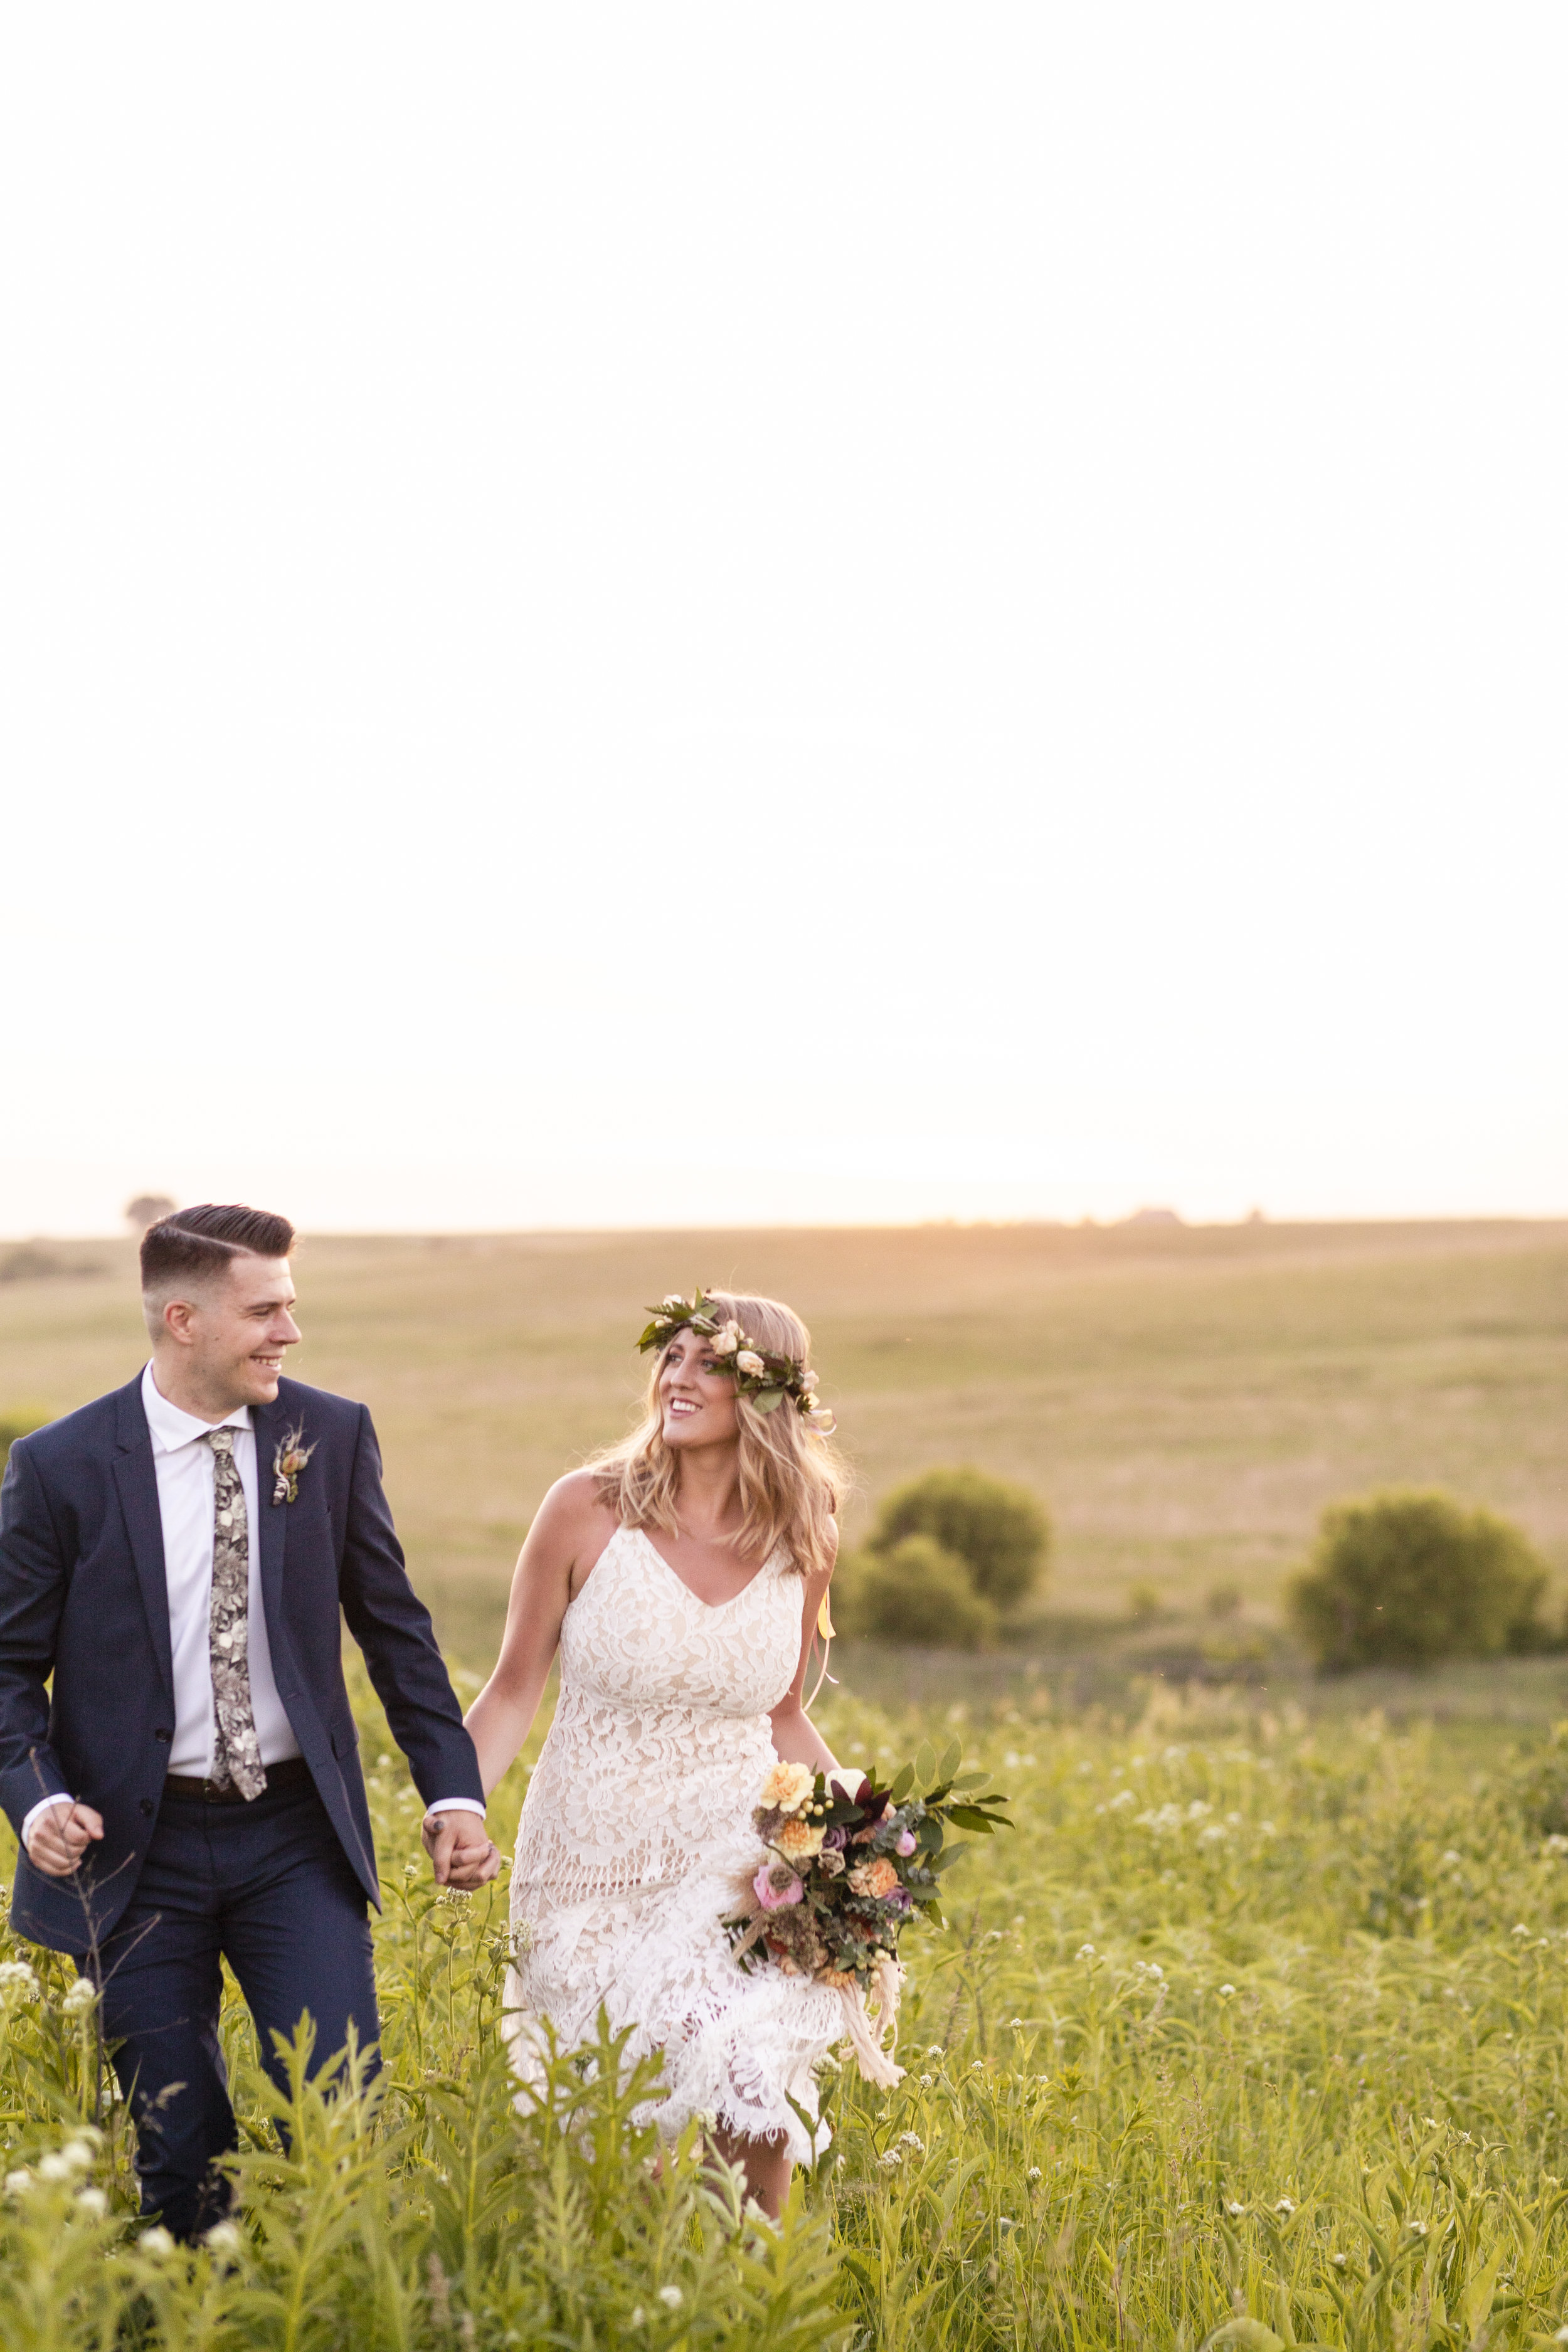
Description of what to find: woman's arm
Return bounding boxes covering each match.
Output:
[767,1530,840,1777]
[459,1471,616,1799]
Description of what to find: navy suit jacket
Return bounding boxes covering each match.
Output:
[0,1373,484,1952]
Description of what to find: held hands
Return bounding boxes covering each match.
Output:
[421,1808,501,1890]
[24,1798,104,1878]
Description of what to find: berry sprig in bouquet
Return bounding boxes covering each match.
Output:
[725,1739,1012,2084]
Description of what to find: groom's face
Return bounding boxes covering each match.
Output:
[169,1254,302,1412]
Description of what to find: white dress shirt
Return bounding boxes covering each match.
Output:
[23,1364,483,1839]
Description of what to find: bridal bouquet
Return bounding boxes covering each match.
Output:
[724,1740,1012,2084]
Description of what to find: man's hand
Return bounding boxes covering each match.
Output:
[24,1798,104,1878]
[421,1808,501,1890]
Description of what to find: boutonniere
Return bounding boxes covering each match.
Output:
[271,1425,316,1507]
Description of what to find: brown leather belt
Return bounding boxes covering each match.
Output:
[162,1756,315,1805]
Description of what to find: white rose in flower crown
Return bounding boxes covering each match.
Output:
[711,1322,744,1357]
[736,1350,766,1378]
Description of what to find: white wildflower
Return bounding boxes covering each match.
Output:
[1217,1984,1236,2000]
[1187,1799,1212,1820]
[1512,1923,1531,1937]
[1109,1789,1135,1810]
[919,2074,934,2087]
[629,2310,646,2329]
[1027,2166,1042,2181]
[38,2154,72,2183]
[1076,1943,1096,1959]
[0,1961,40,2006]
[1226,2200,1244,2217]
[1408,2218,1428,2237]
[60,2137,95,2171]
[926,2044,944,2056]
[878,2149,903,2169]
[1147,1963,1163,1980]
[899,2131,924,2152]
[658,2284,684,2309]
[5,2168,31,2195]
[140,2226,177,2257]
[1333,2252,1348,2269]
[75,2186,107,2216]
[60,1978,97,2020]
[1275,2196,1296,2215]
[204,2219,242,2252]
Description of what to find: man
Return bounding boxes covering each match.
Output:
[0,1204,500,2240]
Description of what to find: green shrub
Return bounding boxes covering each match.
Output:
[1288,1488,1549,1673]
[867,1466,1049,1610]
[849,1534,999,1650]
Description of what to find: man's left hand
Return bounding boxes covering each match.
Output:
[421,1808,502,1889]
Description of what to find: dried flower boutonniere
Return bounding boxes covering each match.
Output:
[271,1426,316,1507]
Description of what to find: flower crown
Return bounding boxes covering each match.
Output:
[637,1291,837,1433]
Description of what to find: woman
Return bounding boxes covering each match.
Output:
[457,1288,848,2214]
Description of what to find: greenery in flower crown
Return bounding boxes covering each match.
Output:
[637,1290,836,1431]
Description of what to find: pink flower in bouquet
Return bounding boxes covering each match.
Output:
[896,1830,918,1857]
[755,1862,805,1910]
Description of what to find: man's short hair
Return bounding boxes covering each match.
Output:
[140,1204,295,1298]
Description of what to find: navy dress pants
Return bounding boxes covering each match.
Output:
[84,1777,379,2242]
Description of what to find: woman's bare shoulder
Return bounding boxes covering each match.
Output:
[531,1468,617,1544]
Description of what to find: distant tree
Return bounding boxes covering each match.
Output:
[849,1535,998,1651]
[125,1194,177,1231]
[867,1466,1050,1611]
[1289,1490,1549,1673]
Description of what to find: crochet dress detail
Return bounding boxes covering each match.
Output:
[503,1523,844,2159]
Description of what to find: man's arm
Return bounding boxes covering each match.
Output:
[0,1442,73,1833]
[337,1407,496,1886]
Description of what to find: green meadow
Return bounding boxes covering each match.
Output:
[4,1219,1568,2344]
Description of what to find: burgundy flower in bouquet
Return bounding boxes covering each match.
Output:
[725,1740,1013,2084]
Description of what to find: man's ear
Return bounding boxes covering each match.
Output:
[162,1296,199,1348]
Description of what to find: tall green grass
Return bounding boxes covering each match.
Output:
[4,1673,1568,2346]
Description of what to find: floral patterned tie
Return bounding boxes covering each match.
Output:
[206,1429,266,1798]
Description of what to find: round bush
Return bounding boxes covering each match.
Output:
[1288,1488,1549,1673]
[854,1534,999,1650]
[867,1466,1050,1609]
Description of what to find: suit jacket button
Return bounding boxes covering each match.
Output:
[154,1729,172,1744]
[140,1798,154,1816]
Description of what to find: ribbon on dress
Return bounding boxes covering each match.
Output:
[837,1959,905,2088]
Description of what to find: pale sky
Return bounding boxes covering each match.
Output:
[3,8,1564,1235]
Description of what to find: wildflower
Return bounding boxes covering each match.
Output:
[1275,2196,1295,2215]
[971,2060,984,2072]
[204,2220,242,2252]
[5,2168,31,2194]
[927,2044,945,2056]
[899,2131,925,2152]
[75,2186,107,2216]
[759,1761,815,1817]
[919,2074,934,2087]
[1109,1789,1135,1810]
[658,2284,684,2309]
[61,2137,96,2170]
[878,2149,903,2169]
[60,1978,97,2019]
[1258,1820,1276,1836]
[140,2226,177,2257]
[1226,2200,1244,2216]
[1217,1984,1236,2000]
[1333,2252,1348,2269]
[0,1961,40,2006]
[630,2309,646,2328]
[1408,2219,1428,2237]
[1009,2017,1024,2029]
[1076,1943,1095,1959]
[1422,2116,1439,2130]
[1027,2165,1042,2180]
[38,2154,72,2183]
[1512,1922,1532,1937]
[1147,1963,1163,1980]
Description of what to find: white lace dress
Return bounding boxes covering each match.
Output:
[503,1524,845,2160]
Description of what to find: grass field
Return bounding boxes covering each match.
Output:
[6,1220,1568,2343]
[4,1219,1567,1660]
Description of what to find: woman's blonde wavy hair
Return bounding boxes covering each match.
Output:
[590,1290,845,1581]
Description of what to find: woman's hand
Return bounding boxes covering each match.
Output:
[421,1808,502,1888]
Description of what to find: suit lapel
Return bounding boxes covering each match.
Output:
[251,1394,289,1679]
[111,1378,175,1708]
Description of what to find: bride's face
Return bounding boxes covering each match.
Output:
[659,1327,741,1449]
